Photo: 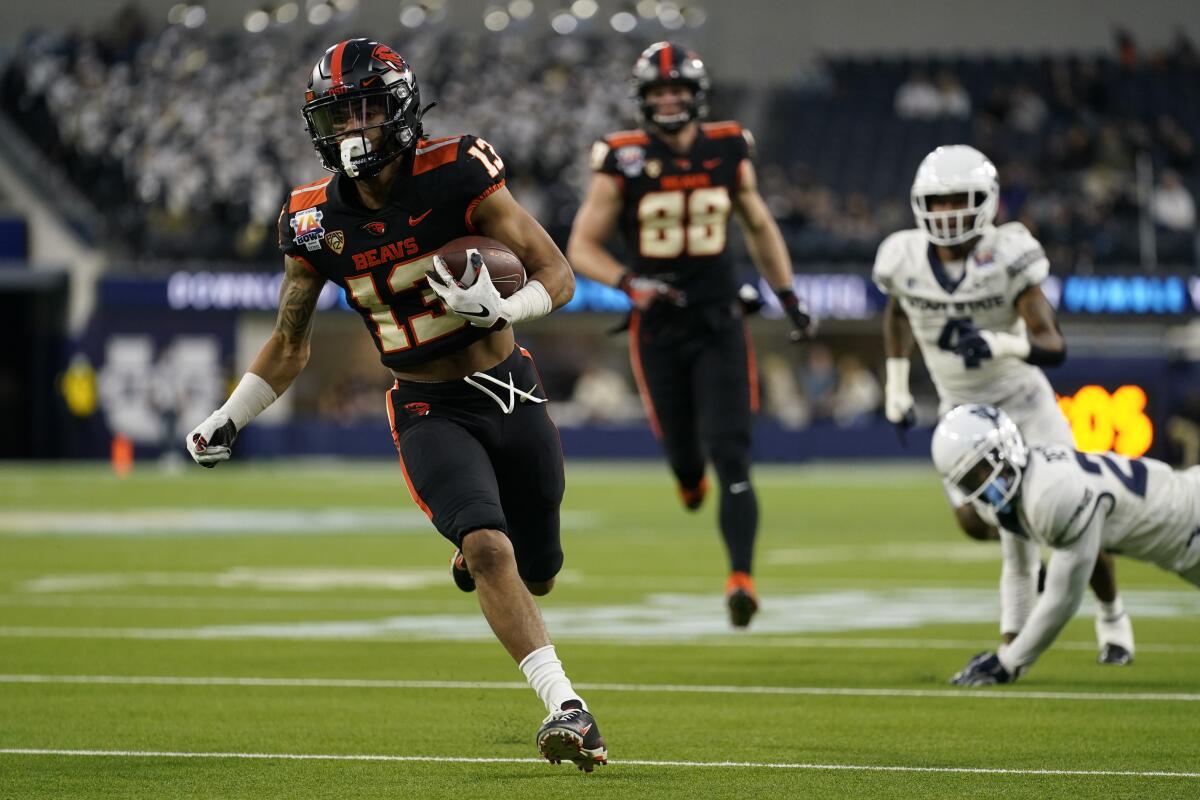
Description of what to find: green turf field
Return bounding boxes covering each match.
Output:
[1,460,1198,799]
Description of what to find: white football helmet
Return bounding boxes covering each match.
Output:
[931,404,1028,516]
[911,145,999,246]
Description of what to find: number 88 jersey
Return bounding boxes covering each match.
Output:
[591,121,752,308]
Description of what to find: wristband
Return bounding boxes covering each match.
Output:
[219,372,278,430]
[498,279,553,325]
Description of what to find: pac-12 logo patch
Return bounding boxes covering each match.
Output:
[326,230,345,255]
[290,207,325,252]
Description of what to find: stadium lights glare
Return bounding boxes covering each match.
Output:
[484,8,511,30]
[610,11,637,32]
[308,2,333,24]
[331,0,359,10]
[570,0,599,19]
[244,10,271,32]
[274,2,299,23]
[399,4,426,27]
[166,3,187,24]
[183,5,207,27]
[658,2,684,29]
[635,0,658,19]
[551,11,578,33]
[508,0,534,19]
[682,6,706,26]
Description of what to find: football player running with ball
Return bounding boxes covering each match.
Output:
[568,42,816,628]
[935,405,1200,685]
[184,39,606,771]
[873,145,1134,665]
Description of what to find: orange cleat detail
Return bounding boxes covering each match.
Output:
[678,476,709,511]
[725,571,759,628]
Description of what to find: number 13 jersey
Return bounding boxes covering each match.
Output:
[872,222,1051,406]
[277,134,506,370]
[591,122,752,308]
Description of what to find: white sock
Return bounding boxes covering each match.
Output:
[1098,595,1125,621]
[519,644,586,713]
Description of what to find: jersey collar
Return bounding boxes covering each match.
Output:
[926,243,967,294]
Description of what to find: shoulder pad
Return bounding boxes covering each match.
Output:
[871,229,921,292]
[605,129,650,148]
[412,135,466,176]
[1024,454,1094,546]
[701,120,742,139]
[287,176,334,213]
[993,221,1048,282]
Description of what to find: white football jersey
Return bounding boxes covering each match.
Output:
[872,222,1050,406]
[1015,445,1200,574]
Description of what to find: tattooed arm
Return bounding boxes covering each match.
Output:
[247,256,326,394]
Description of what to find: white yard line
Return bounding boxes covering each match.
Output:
[0,625,1196,654]
[2,674,1198,703]
[0,748,1195,778]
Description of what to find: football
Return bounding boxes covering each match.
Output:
[437,236,527,298]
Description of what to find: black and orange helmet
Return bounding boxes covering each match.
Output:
[631,41,710,132]
[302,39,425,179]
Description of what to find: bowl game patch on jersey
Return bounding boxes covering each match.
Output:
[290,208,326,252]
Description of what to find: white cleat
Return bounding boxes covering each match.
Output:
[1095,611,1135,666]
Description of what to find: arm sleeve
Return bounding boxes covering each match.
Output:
[999,508,1104,672]
[998,529,1040,636]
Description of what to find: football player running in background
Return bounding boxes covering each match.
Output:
[184,39,606,771]
[873,145,1134,664]
[935,405,1200,685]
[568,42,816,628]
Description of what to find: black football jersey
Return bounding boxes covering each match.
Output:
[277,134,507,370]
[592,121,752,307]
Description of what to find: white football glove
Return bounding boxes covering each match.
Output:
[185,410,239,468]
[426,252,505,329]
[883,358,915,425]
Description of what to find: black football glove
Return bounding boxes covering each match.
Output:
[952,324,993,369]
[949,651,1020,686]
[775,288,817,342]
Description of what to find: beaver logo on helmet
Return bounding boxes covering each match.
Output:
[302,38,426,179]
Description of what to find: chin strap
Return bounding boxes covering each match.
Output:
[463,370,547,414]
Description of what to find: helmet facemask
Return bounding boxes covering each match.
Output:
[304,84,420,179]
[911,188,997,247]
[909,145,1000,247]
[638,81,705,133]
[632,42,710,134]
[947,445,1024,516]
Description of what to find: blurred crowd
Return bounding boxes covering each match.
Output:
[758,31,1200,269]
[2,10,1198,273]
[1,6,640,265]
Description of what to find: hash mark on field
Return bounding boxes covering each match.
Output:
[0,748,1197,778]
[3,674,1199,703]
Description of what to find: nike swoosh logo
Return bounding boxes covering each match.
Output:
[729,481,751,494]
[457,305,492,318]
[409,209,432,226]
[702,158,721,169]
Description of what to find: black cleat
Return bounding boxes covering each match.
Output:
[450,550,475,593]
[536,700,607,773]
[1098,643,1133,666]
[725,572,759,629]
[678,476,708,512]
